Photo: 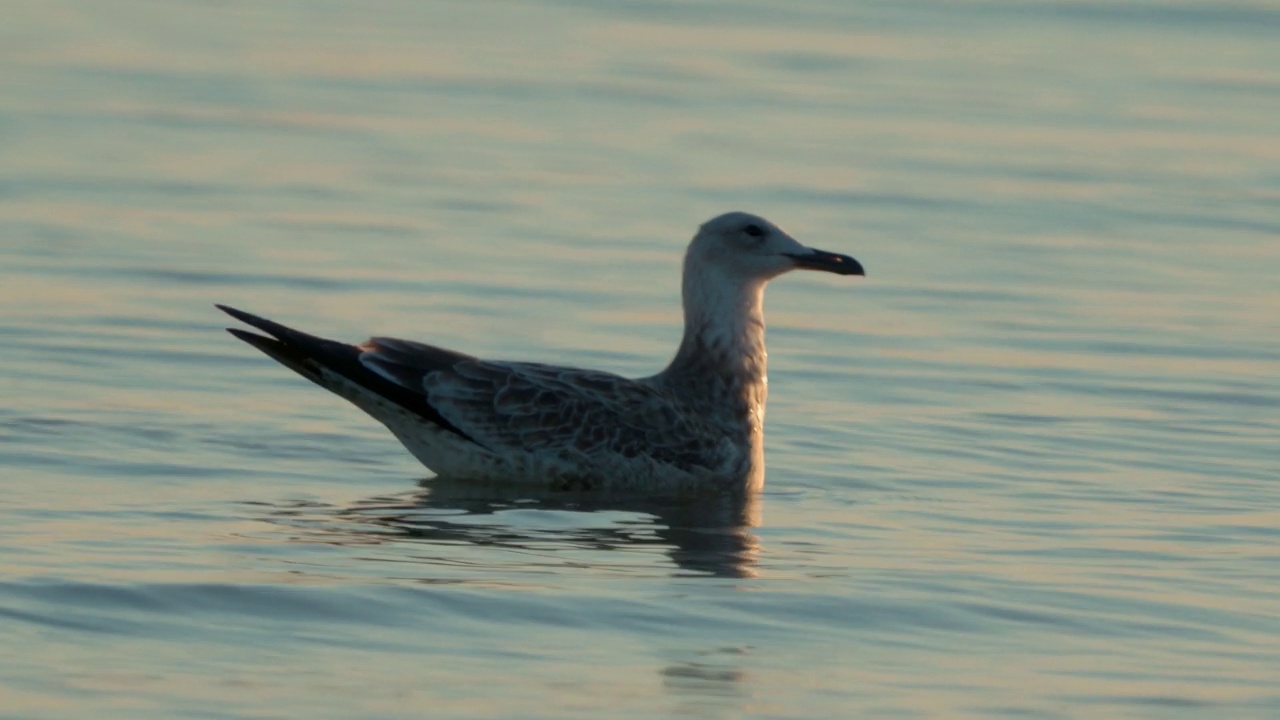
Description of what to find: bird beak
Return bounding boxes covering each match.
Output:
[784,248,865,276]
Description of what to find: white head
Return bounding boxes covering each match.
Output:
[686,211,865,283]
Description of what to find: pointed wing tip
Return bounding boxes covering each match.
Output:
[216,303,256,324]
[225,326,274,347]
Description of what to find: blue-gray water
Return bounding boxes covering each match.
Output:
[3,1,1279,718]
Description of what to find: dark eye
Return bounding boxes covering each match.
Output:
[743,224,764,238]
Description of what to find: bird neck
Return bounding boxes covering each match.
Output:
[662,266,769,412]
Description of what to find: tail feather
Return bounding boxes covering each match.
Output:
[218,305,480,446]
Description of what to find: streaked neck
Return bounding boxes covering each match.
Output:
[661,265,769,405]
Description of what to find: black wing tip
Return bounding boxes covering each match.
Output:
[218,305,485,449]
[216,303,304,343]
[224,327,291,358]
[217,303,264,328]
[225,326,269,343]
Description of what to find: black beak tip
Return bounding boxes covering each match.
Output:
[787,250,865,277]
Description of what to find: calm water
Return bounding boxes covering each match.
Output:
[3,1,1279,717]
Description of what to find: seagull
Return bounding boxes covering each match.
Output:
[219,211,864,492]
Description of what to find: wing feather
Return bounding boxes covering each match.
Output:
[425,361,728,470]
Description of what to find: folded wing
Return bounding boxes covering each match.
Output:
[402,358,728,471]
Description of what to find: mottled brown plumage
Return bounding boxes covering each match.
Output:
[220,211,863,492]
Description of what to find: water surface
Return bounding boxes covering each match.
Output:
[2,1,1279,718]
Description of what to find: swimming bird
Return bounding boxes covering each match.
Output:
[219,211,863,492]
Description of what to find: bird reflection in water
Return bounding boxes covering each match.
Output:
[266,478,763,579]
